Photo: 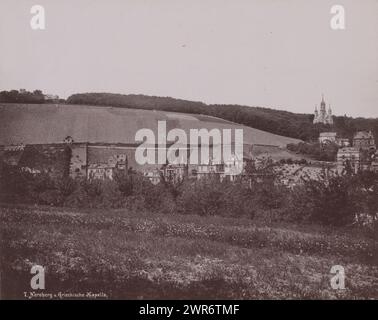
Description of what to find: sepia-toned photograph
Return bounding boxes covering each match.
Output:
[0,0,377,304]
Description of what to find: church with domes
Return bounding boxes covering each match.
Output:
[313,95,333,125]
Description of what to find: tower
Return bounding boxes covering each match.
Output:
[320,94,326,113]
[313,95,333,125]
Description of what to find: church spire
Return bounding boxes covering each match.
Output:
[320,94,326,111]
[313,95,333,125]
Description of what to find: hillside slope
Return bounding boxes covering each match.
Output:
[66,92,378,141]
[0,103,301,147]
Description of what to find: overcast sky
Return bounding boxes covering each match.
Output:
[0,0,377,117]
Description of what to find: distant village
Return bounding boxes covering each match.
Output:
[1,139,253,186]
[313,96,378,174]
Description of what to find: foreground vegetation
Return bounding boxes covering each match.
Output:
[287,141,339,162]
[2,162,378,228]
[1,162,377,299]
[0,204,377,299]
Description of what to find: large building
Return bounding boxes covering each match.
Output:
[313,96,334,125]
[87,154,127,180]
[371,151,378,173]
[196,159,225,180]
[318,132,350,147]
[196,153,249,182]
[318,132,337,144]
[337,147,361,174]
[353,131,376,151]
[70,143,132,180]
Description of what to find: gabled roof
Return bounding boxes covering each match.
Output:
[320,132,337,137]
[354,131,374,139]
[337,147,360,154]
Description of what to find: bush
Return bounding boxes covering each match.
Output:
[2,160,377,228]
[177,177,256,218]
[287,142,338,161]
[290,171,377,226]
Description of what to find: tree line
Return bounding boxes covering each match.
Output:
[0,89,63,104]
[2,90,377,142]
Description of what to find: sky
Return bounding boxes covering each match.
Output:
[0,0,377,117]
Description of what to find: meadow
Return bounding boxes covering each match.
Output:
[1,204,377,299]
[0,103,301,147]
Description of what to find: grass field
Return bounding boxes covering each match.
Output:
[0,205,377,299]
[0,103,301,147]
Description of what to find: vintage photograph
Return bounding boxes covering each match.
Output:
[0,0,377,301]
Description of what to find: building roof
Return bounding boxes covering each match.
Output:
[354,131,374,140]
[88,163,116,169]
[87,146,128,165]
[337,147,360,154]
[320,132,337,137]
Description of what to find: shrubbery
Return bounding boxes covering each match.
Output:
[289,170,378,228]
[1,162,377,228]
[287,141,338,161]
[0,165,176,212]
[177,177,256,218]
[291,173,357,225]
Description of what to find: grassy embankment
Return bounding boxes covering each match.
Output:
[0,205,377,299]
